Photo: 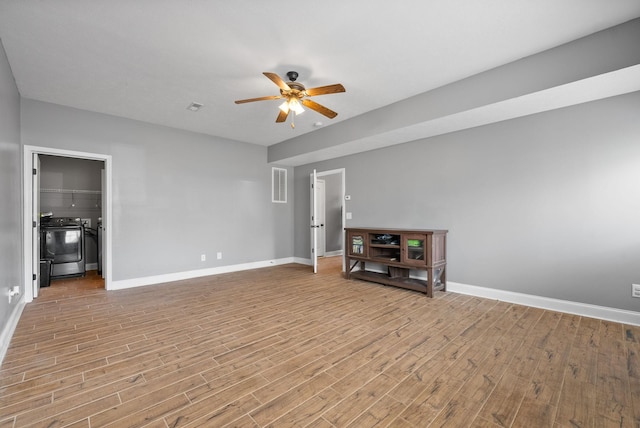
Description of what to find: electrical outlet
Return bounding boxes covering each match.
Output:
[632,284,640,298]
[8,285,19,303]
[217,252,222,260]
[201,254,206,262]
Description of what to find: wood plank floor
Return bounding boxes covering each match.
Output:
[1,258,639,427]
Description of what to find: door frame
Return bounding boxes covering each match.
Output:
[31,153,41,298]
[310,168,346,272]
[316,179,326,258]
[22,145,113,301]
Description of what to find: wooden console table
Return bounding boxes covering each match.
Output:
[345,228,447,297]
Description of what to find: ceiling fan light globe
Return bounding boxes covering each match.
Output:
[290,98,304,115]
[278,101,290,114]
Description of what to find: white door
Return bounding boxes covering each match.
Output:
[101,168,106,279]
[32,153,41,298]
[310,169,318,273]
[316,179,326,257]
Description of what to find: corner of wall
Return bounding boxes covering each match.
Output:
[0,298,26,366]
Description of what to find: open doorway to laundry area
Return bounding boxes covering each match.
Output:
[23,146,112,302]
[39,155,104,283]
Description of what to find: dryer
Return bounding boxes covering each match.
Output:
[41,217,86,278]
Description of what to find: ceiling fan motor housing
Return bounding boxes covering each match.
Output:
[281,81,306,98]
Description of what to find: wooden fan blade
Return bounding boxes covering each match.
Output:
[234,95,282,104]
[276,109,289,123]
[301,98,338,119]
[263,72,291,91]
[305,83,345,97]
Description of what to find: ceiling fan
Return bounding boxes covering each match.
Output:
[235,71,345,128]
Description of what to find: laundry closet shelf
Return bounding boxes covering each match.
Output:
[41,188,102,195]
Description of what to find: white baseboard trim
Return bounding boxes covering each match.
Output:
[447,281,640,326]
[74,259,640,326]
[109,257,296,291]
[0,298,26,366]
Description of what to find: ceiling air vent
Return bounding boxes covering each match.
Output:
[187,102,203,112]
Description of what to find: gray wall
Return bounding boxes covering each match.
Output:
[0,39,22,349]
[21,99,294,281]
[294,92,640,312]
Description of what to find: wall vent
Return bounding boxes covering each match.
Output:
[272,167,287,203]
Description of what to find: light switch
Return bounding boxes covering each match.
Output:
[346,212,352,220]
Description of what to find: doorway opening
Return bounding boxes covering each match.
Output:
[23,145,112,302]
[310,168,346,274]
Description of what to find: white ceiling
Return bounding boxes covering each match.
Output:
[1,1,639,148]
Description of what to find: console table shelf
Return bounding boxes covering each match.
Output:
[345,228,447,297]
